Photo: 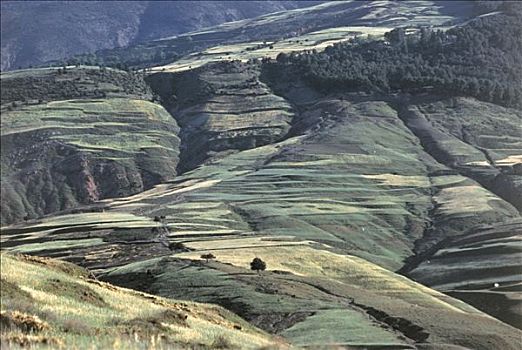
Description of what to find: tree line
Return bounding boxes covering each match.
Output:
[265,4,522,109]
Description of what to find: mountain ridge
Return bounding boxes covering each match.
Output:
[0,1,321,71]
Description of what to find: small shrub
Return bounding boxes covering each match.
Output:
[62,317,92,334]
[169,242,186,251]
[0,311,49,333]
[201,253,216,263]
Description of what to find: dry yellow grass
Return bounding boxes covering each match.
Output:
[0,253,289,350]
[183,236,313,251]
[434,185,504,214]
[361,174,430,187]
[175,245,483,314]
[495,155,522,166]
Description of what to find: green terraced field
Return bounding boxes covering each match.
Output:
[1,68,180,225]
[1,4,521,346]
[408,219,522,329]
[2,94,520,348]
[102,244,519,349]
[152,26,393,73]
[148,61,294,172]
[404,98,522,212]
[74,0,474,75]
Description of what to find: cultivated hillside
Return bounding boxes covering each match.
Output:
[1,67,180,225]
[1,1,521,349]
[2,89,521,347]
[72,0,477,70]
[407,218,522,329]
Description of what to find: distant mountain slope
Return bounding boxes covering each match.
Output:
[0,1,319,71]
[76,0,477,70]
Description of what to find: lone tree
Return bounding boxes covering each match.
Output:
[201,253,216,263]
[250,257,266,274]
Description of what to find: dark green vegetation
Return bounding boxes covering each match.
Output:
[1,67,180,225]
[69,0,475,70]
[1,66,152,106]
[1,1,318,71]
[265,3,522,108]
[250,257,266,273]
[1,1,521,349]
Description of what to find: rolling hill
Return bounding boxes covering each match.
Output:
[0,1,320,71]
[0,253,287,349]
[1,67,180,225]
[1,1,521,349]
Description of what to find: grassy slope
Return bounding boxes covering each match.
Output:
[148,61,294,173]
[1,4,520,347]
[150,0,473,73]
[0,67,180,225]
[2,97,520,348]
[103,244,521,350]
[403,98,522,212]
[1,97,517,273]
[0,253,287,349]
[408,218,522,329]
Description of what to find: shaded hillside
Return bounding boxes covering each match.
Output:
[0,67,180,225]
[407,219,522,329]
[0,253,286,349]
[0,1,319,71]
[399,99,522,213]
[148,61,295,172]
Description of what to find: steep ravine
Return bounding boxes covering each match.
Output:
[396,100,522,213]
[385,98,520,254]
[391,99,522,327]
[146,61,296,174]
